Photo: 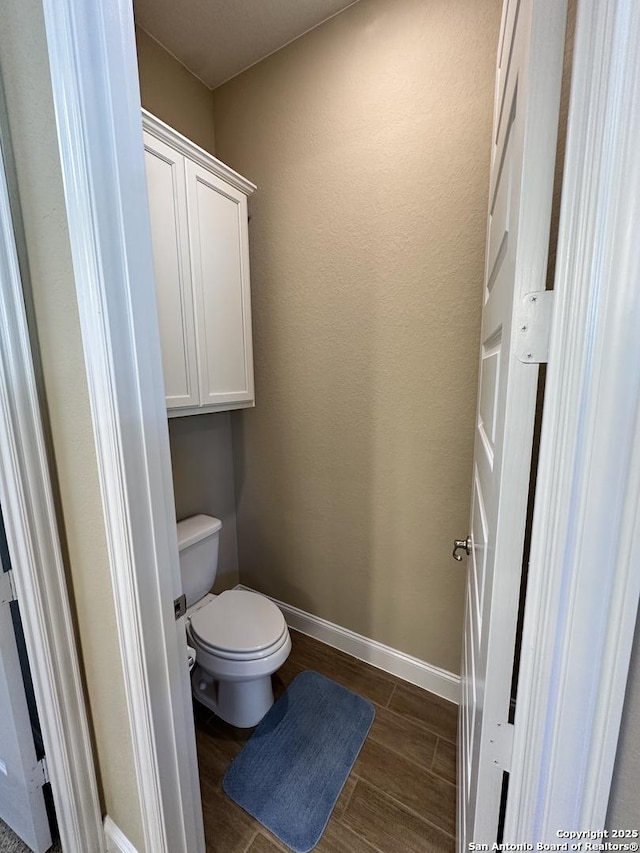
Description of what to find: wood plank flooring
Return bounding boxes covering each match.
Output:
[194,629,457,853]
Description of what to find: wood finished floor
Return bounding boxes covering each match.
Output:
[194,629,457,853]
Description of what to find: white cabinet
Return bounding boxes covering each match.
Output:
[142,110,256,415]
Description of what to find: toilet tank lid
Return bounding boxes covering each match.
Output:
[176,515,222,551]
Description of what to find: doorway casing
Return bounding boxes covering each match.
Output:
[1,0,637,848]
[0,100,103,851]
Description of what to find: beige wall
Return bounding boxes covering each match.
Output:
[0,0,144,847]
[214,0,501,673]
[169,414,239,589]
[136,26,216,155]
[607,613,640,827]
[135,27,241,587]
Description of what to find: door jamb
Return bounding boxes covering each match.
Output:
[38,0,206,851]
[506,0,640,836]
[0,104,103,851]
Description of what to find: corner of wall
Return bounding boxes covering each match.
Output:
[135,24,216,155]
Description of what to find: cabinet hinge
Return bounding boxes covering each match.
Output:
[28,757,49,791]
[0,569,17,605]
[516,291,554,363]
[489,721,514,771]
[174,594,187,620]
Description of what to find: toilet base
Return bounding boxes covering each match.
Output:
[192,665,275,728]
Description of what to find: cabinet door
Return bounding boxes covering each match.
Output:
[143,132,200,409]
[185,161,255,408]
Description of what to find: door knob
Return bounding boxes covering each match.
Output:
[452,537,472,561]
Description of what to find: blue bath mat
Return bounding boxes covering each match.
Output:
[223,670,375,852]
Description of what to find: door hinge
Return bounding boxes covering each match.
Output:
[0,569,17,605]
[28,757,49,791]
[516,291,554,363]
[174,593,187,620]
[489,720,514,771]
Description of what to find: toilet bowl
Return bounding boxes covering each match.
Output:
[177,515,291,728]
[187,589,291,727]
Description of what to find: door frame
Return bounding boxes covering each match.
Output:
[0,99,103,850]
[15,0,640,848]
[506,0,640,836]
[38,0,205,851]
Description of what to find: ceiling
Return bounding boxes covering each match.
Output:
[134,0,360,90]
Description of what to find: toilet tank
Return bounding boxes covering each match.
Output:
[176,515,222,607]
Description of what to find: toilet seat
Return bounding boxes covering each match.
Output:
[189,589,287,661]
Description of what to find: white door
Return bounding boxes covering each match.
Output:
[143,131,200,410]
[0,519,52,853]
[458,0,568,846]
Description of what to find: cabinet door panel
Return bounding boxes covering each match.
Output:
[143,132,199,409]
[186,161,255,406]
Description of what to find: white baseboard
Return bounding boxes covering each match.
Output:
[104,817,139,853]
[236,585,460,704]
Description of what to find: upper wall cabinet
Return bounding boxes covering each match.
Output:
[142,110,256,415]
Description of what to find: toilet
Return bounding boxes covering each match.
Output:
[177,514,291,728]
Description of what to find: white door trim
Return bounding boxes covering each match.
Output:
[0,107,103,851]
[506,0,640,838]
[39,0,204,851]
[29,0,640,847]
[104,816,140,853]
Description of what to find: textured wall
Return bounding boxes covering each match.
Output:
[135,25,215,155]
[214,0,501,673]
[607,613,640,827]
[0,0,144,846]
[135,29,241,586]
[169,414,239,589]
